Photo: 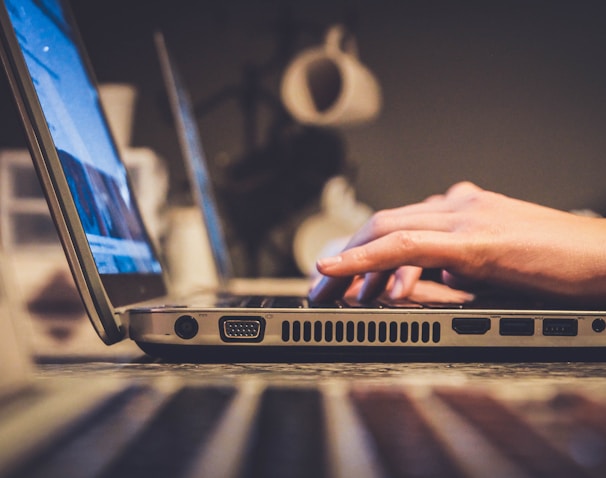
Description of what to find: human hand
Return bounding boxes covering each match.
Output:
[308,181,606,305]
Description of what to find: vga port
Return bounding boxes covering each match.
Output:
[219,316,265,342]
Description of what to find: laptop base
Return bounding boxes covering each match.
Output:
[135,342,606,363]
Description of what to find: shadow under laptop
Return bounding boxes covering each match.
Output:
[135,343,606,364]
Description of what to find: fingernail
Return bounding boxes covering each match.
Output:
[390,279,405,299]
[317,255,342,269]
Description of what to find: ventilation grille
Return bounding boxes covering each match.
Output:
[281,320,441,344]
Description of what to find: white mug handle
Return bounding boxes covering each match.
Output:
[324,24,358,57]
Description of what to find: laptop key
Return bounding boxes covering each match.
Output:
[242,296,267,308]
[213,296,248,307]
[267,297,306,309]
[308,300,343,309]
[341,298,384,309]
[378,297,425,309]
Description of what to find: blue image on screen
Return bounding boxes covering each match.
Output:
[5,0,162,274]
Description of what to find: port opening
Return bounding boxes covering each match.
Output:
[174,315,199,340]
[219,316,266,343]
[452,318,491,335]
[543,318,578,336]
[592,318,606,333]
[499,318,534,336]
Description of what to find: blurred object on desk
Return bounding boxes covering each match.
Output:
[0,249,32,385]
[294,175,372,276]
[12,252,140,361]
[0,149,58,250]
[163,205,220,297]
[98,83,137,151]
[0,116,166,361]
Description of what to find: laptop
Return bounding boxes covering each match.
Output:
[5,269,606,478]
[154,31,311,298]
[154,31,231,290]
[3,251,606,477]
[1,0,606,362]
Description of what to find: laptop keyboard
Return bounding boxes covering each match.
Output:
[219,294,452,310]
[216,291,588,311]
[9,381,606,478]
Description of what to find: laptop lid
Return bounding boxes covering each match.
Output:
[0,0,167,344]
[154,31,233,287]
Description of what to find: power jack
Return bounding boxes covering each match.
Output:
[174,315,199,339]
[592,318,606,333]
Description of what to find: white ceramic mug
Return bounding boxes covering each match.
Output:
[281,25,381,127]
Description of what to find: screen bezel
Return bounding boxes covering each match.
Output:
[0,0,167,344]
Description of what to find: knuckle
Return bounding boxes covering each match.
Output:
[456,188,494,211]
[347,247,373,268]
[392,230,417,251]
[447,181,477,196]
[367,210,390,235]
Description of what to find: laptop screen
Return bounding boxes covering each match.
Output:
[155,33,233,284]
[5,0,162,275]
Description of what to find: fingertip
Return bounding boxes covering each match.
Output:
[316,255,343,272]
[358,271,392,303]
[389,278,405,299]
[389,267,421,299]
[389,277,414,300]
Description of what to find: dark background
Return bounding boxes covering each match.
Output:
[2,0,606,275]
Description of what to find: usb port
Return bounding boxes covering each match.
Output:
[543,318,578,336]
[499,318,534,336]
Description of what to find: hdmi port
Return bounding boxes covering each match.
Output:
[452,318,491,335]
[219,316,265,342]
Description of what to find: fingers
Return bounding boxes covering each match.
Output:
[309,230,461,302]
[341,183,483,252]
[357,270,394,302]
[309,273,476,305]
[315,266,424,302]
[309,183,484,302]
[318,230,458,277]
[390,266,423,299]
[441,270,490,293]
[408,280,475,304]
[341,211,457,262]
[308,275,353,303]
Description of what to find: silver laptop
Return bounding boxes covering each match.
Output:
[3,252,606,477]
[1,0,606,362]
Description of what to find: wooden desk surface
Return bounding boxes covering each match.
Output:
[26,360,606,478]
[35,360,606,386]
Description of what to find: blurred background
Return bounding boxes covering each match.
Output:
[2,0,606,279]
